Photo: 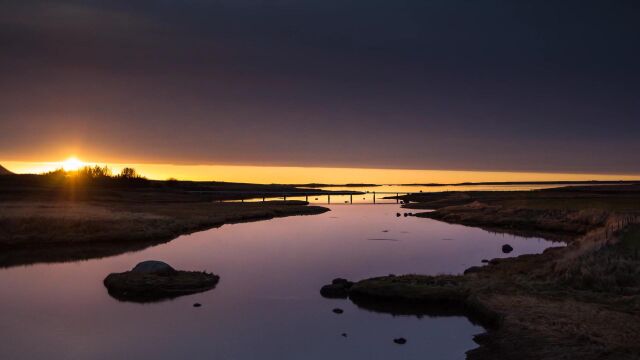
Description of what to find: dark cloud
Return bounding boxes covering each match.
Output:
[1,0,638,172]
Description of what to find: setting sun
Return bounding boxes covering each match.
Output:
[61,157,84,171]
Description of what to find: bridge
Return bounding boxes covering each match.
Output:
[191,191,413,204]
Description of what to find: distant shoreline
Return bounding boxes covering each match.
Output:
[292,183,381,188]
[399,180,639,186]
[284,180,640,188]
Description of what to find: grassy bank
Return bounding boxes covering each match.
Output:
[331,185,640,359]
[0,172,331,267]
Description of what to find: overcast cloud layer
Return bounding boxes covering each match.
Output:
[0,0,638,173]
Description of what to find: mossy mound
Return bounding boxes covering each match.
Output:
[104,261,219,302]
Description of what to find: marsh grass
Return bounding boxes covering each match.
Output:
[0,200,328,267]
[559,225,640,295]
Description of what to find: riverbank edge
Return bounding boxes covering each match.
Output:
[331,202,640,359]
[0,202,329,268]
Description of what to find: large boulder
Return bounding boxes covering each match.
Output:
[131,260,177,275]
[104,260,219,302]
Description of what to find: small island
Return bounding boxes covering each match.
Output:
[104,260,220,302]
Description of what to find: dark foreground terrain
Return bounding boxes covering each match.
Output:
[0,172,333,267]
[337,185,640,359]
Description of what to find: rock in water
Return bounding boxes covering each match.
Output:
[332,308,344,314]
[502,244,514,253]
[104,261,219,302]
[464,266,483,275]
[332,278,352,286]
[320,278,354,298]
[393,338,407,344]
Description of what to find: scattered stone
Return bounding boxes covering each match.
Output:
[104,260,219,302]
[341,333,348,337]
[393,338,407,345]
[333,308,344,314]
[193,303,202,307]
[481,259,489,263]
[382,230,389,233]
[403,213,408,217]
[502,244,514,253]
[396,213,401,217]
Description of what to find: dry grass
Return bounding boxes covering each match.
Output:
[0,200,328,267]
[417,201,610,241]
[558,225,640,295]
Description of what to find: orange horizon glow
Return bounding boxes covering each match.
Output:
[2,159,640,184]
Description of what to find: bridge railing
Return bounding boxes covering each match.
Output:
[193,190,414,204]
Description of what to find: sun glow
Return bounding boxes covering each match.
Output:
[2,160,639,184]
[61,157,84,171]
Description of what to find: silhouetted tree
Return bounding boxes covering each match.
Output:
[77,165,112,179]
[42,168,66,177]
[118,167,140,179]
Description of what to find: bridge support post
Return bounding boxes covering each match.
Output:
[350,194,353,204]
[328,194,331,204]
[396,193,399,203]
[373,192,376,204]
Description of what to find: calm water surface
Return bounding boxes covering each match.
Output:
[0,205,559,359]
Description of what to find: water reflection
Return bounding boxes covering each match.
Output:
[236,183,605,204]
[0,205,559,359]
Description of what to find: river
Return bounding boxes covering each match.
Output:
[0,202,559,359]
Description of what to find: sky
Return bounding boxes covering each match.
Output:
[0,0,639,179]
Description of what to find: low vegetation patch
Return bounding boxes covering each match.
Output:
[559,225,640,295]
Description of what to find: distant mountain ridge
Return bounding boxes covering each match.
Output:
[0,164,13,175]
